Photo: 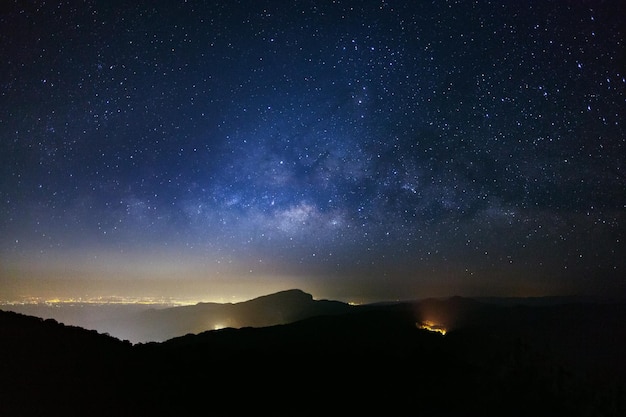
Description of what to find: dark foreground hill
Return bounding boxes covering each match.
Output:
[1,293,625,417]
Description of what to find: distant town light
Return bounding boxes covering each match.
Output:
[417,320,447,335]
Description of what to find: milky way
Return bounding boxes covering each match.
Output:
[1,1,624,301]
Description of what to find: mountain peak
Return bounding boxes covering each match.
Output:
[247,289,313,304]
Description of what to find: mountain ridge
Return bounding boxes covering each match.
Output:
[3,291,626,416]
[3,296,625,417]
[115,288,351,342]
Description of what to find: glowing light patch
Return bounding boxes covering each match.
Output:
[417,320,447,335]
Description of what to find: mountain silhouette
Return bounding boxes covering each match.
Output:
[2,291,625,417]
[115,288,351,342]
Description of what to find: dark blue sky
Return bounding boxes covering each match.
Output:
[1,1,624,302]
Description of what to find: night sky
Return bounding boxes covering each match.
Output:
[1,1,624,303]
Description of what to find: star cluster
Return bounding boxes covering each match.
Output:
[1,1,624,301]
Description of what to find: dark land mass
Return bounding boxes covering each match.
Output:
[121,288,351,342]
[1,290,625,416]
[3,289,352,343]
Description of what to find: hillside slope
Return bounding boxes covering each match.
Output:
[2,294,625,416]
